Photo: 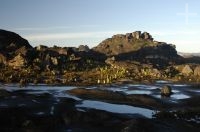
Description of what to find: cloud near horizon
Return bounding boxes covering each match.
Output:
[14,25,101,31]
[24,31,128,41]
[24,30,200,40]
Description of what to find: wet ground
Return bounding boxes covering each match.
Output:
[0,81,200,132]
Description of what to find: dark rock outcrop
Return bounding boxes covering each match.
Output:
[93,31,177,57]
[93,31,180,67]
[93,31,157,56]
[0,29,32,58]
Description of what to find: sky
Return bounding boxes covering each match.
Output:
[0,0,200,53]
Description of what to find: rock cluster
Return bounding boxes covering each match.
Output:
[93,31,179,68]
[176,64,200,77]
[35,45,48,51]
[181,65,193,76]
[132,31,141,39]
[8,53,27,69]
[113,31,153,41]
[194,66,200,76]
[78,45,90,52]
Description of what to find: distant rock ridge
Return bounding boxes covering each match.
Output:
[112,31,153,41]
[93,31,158,56]
[93,31,179,63]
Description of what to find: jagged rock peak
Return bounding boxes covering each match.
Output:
[112,31,153,41]
[93,31,158,56]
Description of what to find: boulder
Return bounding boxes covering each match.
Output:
[78,45,90,52]
[8,53,27,69]
[105,56,115,65]
[141,32,153,40]
[15,46,29,56]
[51,57,58,66]
[58,48,69,55]
[181,65,193,76]
[194,66,200,76]
[161,85,172,96]
[132,31,141,39]
[36,45,48,51]
[125,33,133,39]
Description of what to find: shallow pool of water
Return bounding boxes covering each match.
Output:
[0,84,76,92]
[125,90,152,95]
[76,100,154,118]
[171,94,190,100]
[154,93,190,100]
[128,84,158,90]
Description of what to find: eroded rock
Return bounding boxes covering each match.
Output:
[8,53,27,69]
[161,85,172,97]
[194,66,200,76]
[181,65,193,76]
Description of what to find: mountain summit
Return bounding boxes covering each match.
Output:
[93,31,179,63]
[93,31,176,56]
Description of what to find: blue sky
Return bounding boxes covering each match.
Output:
[0,0,200,52]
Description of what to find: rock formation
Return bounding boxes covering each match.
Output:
[181,65,193,76]
[8,53,27,69]
[141,32,153,40]
[93,31,154,56]
[194,66,200,76]
[0,29,32,57]
[36,45,48,51]
[161,85,172,96]
[78,45,90,52]
[0,29,34,68]
[132,31,141,39]
[93,31,179,67]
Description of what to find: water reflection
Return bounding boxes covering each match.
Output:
[125,90,151,95]
[76,100,154,118]
[171,94,190,100]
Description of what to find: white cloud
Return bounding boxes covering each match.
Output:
[14,26,72,31]
[24,31,130,41]
[14,25,101,31]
